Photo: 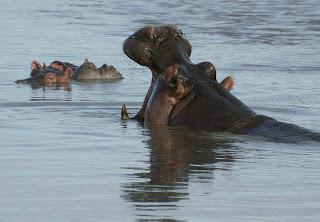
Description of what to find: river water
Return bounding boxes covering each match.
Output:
[0,0,320,221]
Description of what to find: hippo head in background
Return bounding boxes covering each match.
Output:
[16,58,123,85]
[141,38,255,131]
[73,58,123,82]
[15,60,73,85]
[123,25,234,121]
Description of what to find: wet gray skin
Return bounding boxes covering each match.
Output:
[73,59,123,82]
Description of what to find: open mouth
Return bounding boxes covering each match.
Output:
[168,90,195,125]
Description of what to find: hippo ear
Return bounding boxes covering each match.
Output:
[220,76,234,91]
[50,61,64,71]
[196,62,216,81]
[63,67,73,80]
[84,58,90,64]
[31,60,43,71]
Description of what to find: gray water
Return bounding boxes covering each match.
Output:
[0,0,320,221]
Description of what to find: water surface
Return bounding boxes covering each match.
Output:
[0,0,320,221]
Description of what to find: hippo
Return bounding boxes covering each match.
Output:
[123,25,320,142]
[15,60,73,85]
[15,58,123,85]
[123,25,234,122]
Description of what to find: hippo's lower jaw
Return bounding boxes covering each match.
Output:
[168,91,196,125]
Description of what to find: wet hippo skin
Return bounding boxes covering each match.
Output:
[124,25,320,142]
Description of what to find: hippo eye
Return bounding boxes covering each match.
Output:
[46,76,56,82]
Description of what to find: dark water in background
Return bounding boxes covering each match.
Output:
[0,0,320,221]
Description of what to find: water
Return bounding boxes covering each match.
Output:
[0,0,320,221]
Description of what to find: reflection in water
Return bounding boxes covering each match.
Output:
[28,82,72,92]
[122,125,236,220]
[26,82,73,101]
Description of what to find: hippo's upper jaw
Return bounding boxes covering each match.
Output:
[123,25,191,71]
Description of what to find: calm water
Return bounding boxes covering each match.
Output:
[0,0,320,221]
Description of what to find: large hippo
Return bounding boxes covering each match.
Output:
[15,58,123,85]
[123,25,320,142]
[123,25,234,121]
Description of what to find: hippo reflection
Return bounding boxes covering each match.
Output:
[122,126,234,210]
[15,58,123,85]
[124,25,320,142]
[123,25,234,122]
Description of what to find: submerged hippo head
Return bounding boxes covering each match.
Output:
[143,40,254,131]
[16,60,73,85]
[73,58,123,81]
